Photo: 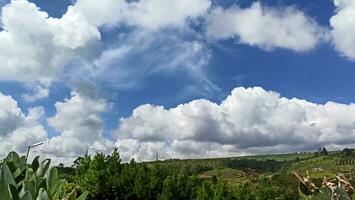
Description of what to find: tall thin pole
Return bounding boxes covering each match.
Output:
[25,142,43,163]
[25,146,31,163]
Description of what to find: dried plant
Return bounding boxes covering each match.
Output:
[293,171,354,200]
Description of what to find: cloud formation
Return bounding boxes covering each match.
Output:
[330,0,355,60]
[91,30,215,92]
[0,92,47,157]
[0,0,101,99]
[206,2,326,52]
[0,90,114,165]
[43,92,114,164]
[116,87,355,161]
[2,86,355,164]
[0,92,24,134]
[0,0,353,102]
[0,0,213,100]
[1,0,355,164]
[72,0,211,29]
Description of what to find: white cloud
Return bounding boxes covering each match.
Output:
[72,0,127,27]
[48,6,100,49]
[116,87,355,161]
[0,0,212,100]
[0,90,115,165]
[43,92,114,164]
[0,92,47,157]
[72,0,211,30]
[2,86,355,164]
[22,84,50,102]
[0,0,100,98]
[48,92,107,139]
[206,2,326,52]
[123,0,211,30]
[330,0,355,60]
[0,92,25,135]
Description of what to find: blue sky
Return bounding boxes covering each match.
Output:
[1,0,355,163]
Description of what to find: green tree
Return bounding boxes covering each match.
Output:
[159,174,199,200]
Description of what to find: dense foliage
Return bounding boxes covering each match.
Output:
[0,152,88,200]
[72,149,291,200]
[223,159,287,173]
[4,149,348,199]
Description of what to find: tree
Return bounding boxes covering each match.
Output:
[159,174,199,200]
[322,147,328,155]
[343,148,353,156]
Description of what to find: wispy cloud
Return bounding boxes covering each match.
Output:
[88,30,218,94]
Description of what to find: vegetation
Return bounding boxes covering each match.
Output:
[3,147,355,199]
[293,170,355,199]
[0,152,88,200]
[70,149,302,200]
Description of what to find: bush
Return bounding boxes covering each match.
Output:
[73,149,249,200]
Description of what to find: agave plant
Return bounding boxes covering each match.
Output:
[293,170,355,200]
[0,151,88,200]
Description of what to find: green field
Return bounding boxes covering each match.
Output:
[173,151,355,182]
[149,150,355,199]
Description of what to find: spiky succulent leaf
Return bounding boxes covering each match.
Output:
[1,152,87,200]
[36,188,49,200]
[0,163,16,200]
[36,160,50,177]
[20,192,33,200]
[46,167,58,194]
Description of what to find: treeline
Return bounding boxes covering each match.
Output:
[336,148,355,165]
[223,159,287,173]
[68,149,291,200]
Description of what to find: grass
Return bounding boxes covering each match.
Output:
[290,155,355,179]
[150,150,355,189]
[239,152,314,161]
[199,168,258,185]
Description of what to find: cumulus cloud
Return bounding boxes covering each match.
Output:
[330,0,355,60]
[116,87,355,161]
[206,2,326,52]
[43,92,114,164]
[0,90,115,165]
[0,0,101,99]
[0,92,24,134]
[2,85,355,164]
[0,92,47,158]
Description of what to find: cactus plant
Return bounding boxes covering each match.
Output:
[0,151,88,200]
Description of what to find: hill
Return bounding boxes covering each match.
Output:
[54,148,355,199]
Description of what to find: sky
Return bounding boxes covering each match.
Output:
[0,0,355,164]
